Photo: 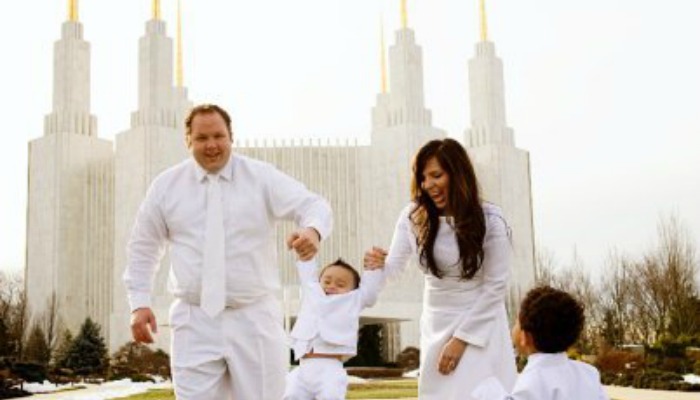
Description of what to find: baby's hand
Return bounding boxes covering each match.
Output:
[364,246,387,270]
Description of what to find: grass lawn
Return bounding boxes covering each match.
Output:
[347,379,418,399]
[112,389,174,399]
[113,379,419,399]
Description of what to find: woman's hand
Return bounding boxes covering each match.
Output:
[437,337,468,375]
[363,246,388,270]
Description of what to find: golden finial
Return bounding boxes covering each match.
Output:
[176,0,184,87]
[380,17,388,94]
[68,0,78,22]
[152,0,161,20]
[400,0,408,29]
[479,0,488,41]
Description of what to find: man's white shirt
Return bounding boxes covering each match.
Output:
[123,153,333,312]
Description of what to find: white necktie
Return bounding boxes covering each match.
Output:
[201,174,226,317]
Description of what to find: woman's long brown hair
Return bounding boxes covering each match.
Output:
[409,138,486,279]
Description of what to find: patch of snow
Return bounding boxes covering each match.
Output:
[15,378,171,400]
[18,380,79,394]
[347,375,368,384]
[403,368,419,378]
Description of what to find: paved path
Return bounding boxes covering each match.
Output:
[364,386,699,400]
[605,385,700,400]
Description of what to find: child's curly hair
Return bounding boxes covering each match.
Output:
[519,285,584,353]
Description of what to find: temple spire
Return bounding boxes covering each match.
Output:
[479,0,488,41]
[176,0,184,87]
[400,0,408,29]
[152,0,161,20]
[68,0,78,22]
[380,17,387,94]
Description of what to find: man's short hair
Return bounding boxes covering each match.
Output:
[319,258,361,289]
[519,285,584,353]
[185,103,233,138]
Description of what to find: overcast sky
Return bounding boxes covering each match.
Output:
[1,1,699,278]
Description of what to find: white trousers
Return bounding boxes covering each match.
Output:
[169,296,287,400]
[283,358,348,400]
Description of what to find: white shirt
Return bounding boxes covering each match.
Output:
[123,153,333,312]
[471,353,609,400]
[290,259,384,360]
[384,202,511,348]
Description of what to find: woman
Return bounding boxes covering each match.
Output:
[365,138,516,399]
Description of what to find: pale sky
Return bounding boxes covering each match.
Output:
[1,1,699,276]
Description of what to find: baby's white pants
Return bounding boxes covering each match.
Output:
[283,357,348,400]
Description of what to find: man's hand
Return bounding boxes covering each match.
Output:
[287,227,321,261]
[363,246,388,270]
[130,307,157,344]
[437,337,468,375]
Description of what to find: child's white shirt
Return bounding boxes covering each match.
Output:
[471,353,609,400]
[289,259,385,360]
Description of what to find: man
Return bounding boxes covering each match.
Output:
[124,104,332,399]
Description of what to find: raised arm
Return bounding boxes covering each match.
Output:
[358,269,386,308]
[364,204,415,280]
[265,164,332,259]
[295,258,320,287]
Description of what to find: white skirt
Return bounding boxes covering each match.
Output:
[418,283,517,399]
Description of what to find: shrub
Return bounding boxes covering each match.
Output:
[395,347,419,371]
[129,373,155,383]
[109,342,170,380]
[632,369,682,389]
[596,349,644,374]
[345,367,405,379]
[12,362,47,384]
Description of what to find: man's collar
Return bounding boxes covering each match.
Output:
[193,154,234,182]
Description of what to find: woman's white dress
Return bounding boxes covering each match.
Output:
[385,202,517,399]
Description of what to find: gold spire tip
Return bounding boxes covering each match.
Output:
[400,0,408,29]
[68,0,79,22]
[152,0,161,20]
[479,0,489,41]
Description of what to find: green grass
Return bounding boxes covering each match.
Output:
[112,389,174,399]
[347,379,418,399]
[113,380,419,399]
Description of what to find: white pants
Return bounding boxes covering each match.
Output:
[169,296,287,400]
[283,358,348,400]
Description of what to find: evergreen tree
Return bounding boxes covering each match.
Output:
[64,318,108,376]
[23,323,50,365]
[52,329,73,369]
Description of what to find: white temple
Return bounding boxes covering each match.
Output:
[25,0,535,359]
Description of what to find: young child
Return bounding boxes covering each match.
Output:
[472,286,609,400]
[283,257,384,400]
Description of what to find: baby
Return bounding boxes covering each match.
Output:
[283,257,385,400]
